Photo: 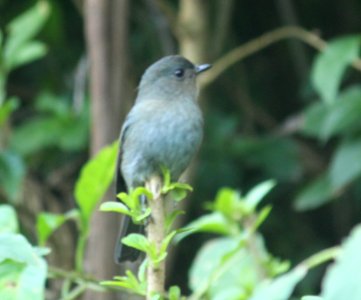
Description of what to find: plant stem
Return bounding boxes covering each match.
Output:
[299,246,340,270]
[61,283,87,300]
[146,176,165,299]
[75,226,88,273]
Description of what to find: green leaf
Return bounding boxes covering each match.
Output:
[0,234,34,264]
[134,208,151,223]
[0,233,47,300]
[101,270,146,296]
[118,187,152,211]
[7,41,47,70]
[214,188,243,219]
[137,258,147,284]
[302,101,329,137]
[99,201,131,216]
[302,296,324,300]
[329,138,361,191]
[10,100,89,156]
[176,212,234,241]
[121,233,150,253]
[311,35,361,104]
[10,117,65,156]
[75,141,118,225]
[0,97,19,126]
[253,205,272,231]
[4,1,50,71]
[170,185,192,202]
[245,180,276,209]
[0,150,25,202]
[168,286,182,300]
[34,92,69,115]
[161,231,177,254]
[321,225,361,300]
[0,205,18,234]
[319,86,361,139]
[165,210,185,233]
[151,293,162,300]
[189,237,263,299]
[161,166,171,190]
[161,166,193,200]
[250,266,307,300]
[131,187,153,208]
[294,175,334,211]
[36,210,78,246]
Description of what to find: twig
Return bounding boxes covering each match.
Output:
[48,266,100,286]
[145,176,165,298]
[298,246,340,270]
[200,26,361,89]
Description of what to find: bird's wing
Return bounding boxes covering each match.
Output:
[115,117,131,197]
[114,114,144,263]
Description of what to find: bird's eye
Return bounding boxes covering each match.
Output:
[174,68,185,78]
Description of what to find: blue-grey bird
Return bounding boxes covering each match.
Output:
[115,55,211,263]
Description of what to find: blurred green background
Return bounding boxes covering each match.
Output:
[1,0,361,299]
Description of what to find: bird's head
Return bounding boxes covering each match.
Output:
[137,55,211,102]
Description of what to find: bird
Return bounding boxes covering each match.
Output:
[115,55,211,263]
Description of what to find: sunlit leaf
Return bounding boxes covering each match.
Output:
[176,212,234,242]
[122,233,150,253]
[100,201,131,215]
[321,225,361,300]
[214,188,242,218]
[0,233,47,300]
[75,141,118,225]
[168,285,182,300]
[250,266,307,300]
[0,205,18,234]
[36,210,78,246]
[134,208,151,223]
[189,237,263,299]
[101,270,146,296]
[253,205,272,231]
[245,180,276,209]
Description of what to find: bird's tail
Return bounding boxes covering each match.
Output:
[114,215,144,263]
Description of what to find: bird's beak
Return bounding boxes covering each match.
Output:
[195,64,212,75]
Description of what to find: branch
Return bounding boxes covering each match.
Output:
[48,266,106,292]
[199,26,361,89]
[145,176,165,298]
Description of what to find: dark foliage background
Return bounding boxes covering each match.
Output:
[1,0,361,299]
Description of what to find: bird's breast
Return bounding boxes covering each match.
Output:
[121,99,203,187]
